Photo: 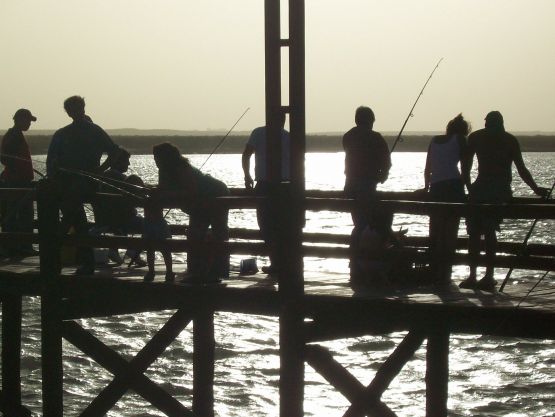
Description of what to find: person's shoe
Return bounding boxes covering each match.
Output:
[75,266,95,276]
[476,277,497,292]
[165,272,176,282]
[143,271,155,282]
[261,265,279,275]
[459,277,477,289]
[129,257,147,268]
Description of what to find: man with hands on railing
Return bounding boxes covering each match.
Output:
[460,111,549,291]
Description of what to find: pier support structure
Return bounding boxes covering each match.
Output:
[264,1,306,416]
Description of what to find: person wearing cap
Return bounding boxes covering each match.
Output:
[0,109,38,257]
[460,111,549,291]
[47,95,119,275]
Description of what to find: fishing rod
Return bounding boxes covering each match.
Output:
[499,178,555,292]
[161,107,250,219]
[199,107,250,170]
[0,152,46,178]
[390,58,443,153]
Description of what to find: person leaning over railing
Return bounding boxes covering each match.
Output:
[423,114,470,284]
[153,142,229,284]
[0,108,38,258]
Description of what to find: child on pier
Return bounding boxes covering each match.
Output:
[143,189,175,282]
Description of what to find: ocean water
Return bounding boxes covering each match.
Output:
[5,152,555,416]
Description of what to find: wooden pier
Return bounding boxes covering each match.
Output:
[0,184,554,416]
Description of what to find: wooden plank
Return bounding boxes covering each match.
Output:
[1,294,23,415]
[425,329,450,417]
[80,308,193,417]
[62,320,192,417]
[193,308,215,417]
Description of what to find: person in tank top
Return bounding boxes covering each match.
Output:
[423,114,470,284]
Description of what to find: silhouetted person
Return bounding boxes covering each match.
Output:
[0,109,38,257]
[423,114,470,283]
[343,106,391,269]
[154,143,229,283]
[47,95,119,275]
[460,111,548,291]
[94,147,146,266]
[242,113,290,274]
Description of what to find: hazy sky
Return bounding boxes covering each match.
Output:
[1,0,554,133]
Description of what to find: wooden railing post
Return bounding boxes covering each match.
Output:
[193,307,215,417]
[37,179,64,417]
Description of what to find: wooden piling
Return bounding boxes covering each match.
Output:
[37,179,64,417]
[425,329,450,417]
[1,293,23,415]
[193,307,215,417]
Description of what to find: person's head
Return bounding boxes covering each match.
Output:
[484,111,504,132]
[13,108,37,131]
[446,113,471,137]
[152,142,189,169]
[111,147,131,173]
[355,106,375,127]
[63,95,86,121]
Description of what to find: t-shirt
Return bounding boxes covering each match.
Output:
[247,126,291,181]
[47,120,117,177]
[343,126,390,185]
[428,134,462,184]
[468,128,520,185]
[0,127,34,183]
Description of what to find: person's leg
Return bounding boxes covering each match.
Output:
[162,250,174,281]
[255,181,278,272]
[144,250,155,281]
[477,229,497,290]
[210,207,229,278]
[187,212,210,279]
[460,228,480,288]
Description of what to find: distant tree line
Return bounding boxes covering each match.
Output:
[25,134,555,155]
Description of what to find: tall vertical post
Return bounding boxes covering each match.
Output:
[425,329,450,417]
[263,0,307,415]
[37,179,64,417]
[1,293,23,415]
[193,307,215,417]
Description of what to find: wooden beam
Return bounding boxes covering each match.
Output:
[193,308,215,417]
[80,309,193,417]
[62,320,192,417]
[425,329,450,417]
[1,294,23,415]
[344,331,425,417]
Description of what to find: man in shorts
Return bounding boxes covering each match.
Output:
[460,111,548,291]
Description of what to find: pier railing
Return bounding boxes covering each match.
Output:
[0,182,554,417]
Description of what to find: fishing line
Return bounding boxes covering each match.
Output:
[499,178,555,292]
[199,107,250,170]
[390,58,443,153]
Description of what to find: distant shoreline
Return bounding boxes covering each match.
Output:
[25,134,555,154]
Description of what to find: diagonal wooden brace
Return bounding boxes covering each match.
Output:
[62,309,193,417]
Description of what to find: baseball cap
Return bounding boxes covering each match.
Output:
[13,108,37,122]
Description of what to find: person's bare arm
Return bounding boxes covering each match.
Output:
[462,137,474,191]
[513,140,549,197]
[423,142,432,191]
[242,145,255,189]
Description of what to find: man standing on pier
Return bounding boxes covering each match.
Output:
[242,112,290,274]
[460,111,548,291]
[47,95,120,275]
[0,108,38,257]
[343,106,392,263]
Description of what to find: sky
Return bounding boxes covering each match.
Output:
[1,0,554,133]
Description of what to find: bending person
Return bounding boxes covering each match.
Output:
[153,143,229,283]
[460,111,548,291]
[423,114,470,284]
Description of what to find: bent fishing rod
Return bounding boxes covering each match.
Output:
[390,58,443,153]
[162,107,250,219]
[499,178,555,292]
[199,107,250,170]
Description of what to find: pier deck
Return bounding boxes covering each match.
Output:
[2,256,554,341]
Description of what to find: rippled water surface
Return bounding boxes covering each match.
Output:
[5,152,555,416]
